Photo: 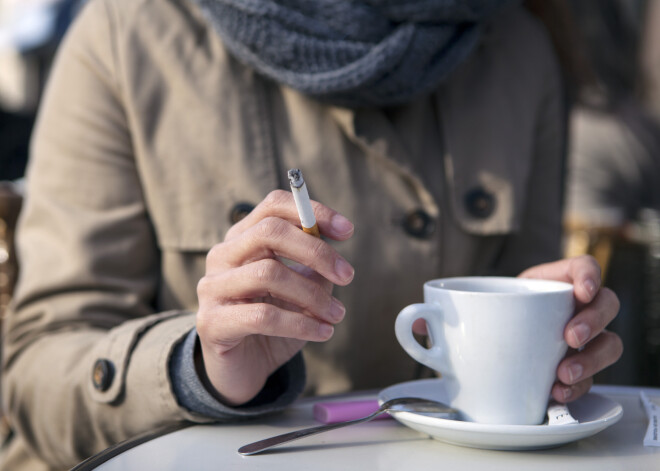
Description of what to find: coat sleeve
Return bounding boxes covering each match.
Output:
[1,0,301,467]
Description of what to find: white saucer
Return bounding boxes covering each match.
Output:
[378,379,623,450]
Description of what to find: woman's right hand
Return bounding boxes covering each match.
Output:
[196,190,355,406]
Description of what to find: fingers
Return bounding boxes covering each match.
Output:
[551,377,593,404]
[520,256,623,402]
[225,190,354,242]
[412,319,428,336]
[197,258,346,325]
[553,330,623,402]
[563,287,620,349]
[197,302,336,350]
[195,190,354,405]
[519,255,601,304]
[558,332,623,385]
[208,216,355,286]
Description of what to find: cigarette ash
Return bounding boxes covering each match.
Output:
[288,168,304,188]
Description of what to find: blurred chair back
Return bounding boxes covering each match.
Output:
[0,181,22,327]
[0,180,22,437]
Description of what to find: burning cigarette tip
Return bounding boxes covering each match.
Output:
[288,168,304,188]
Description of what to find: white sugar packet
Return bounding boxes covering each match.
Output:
[547,401,578,425]
[640,391,659,447]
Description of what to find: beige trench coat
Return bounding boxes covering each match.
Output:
[1,0,564,468]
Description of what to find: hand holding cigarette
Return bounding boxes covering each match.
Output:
[195,181,354,406]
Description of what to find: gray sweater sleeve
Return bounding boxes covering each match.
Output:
[169,328,306,419]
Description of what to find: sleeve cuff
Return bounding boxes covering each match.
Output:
[169,328,305,419]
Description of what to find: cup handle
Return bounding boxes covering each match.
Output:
[395,303,444,371]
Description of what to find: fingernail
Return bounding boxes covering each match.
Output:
[562,386,573,402]
[335,257,354,282]
[570,323,590,346]
[567,363,583,383]
[331,214,354,237]
[319,323,334,339]
[329,298,346,322]
[583,278,598,297]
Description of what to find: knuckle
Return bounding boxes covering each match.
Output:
[205,242,226,267]
[309,281,327,303]
[578,254,599,269]
[255,217,288,241]
[295,282,325,316]
[195,304,218,335]
[292,314,314,337]
[196,274,226,310]
[195,309,211,333]
[249,303,276,331]
[224,224,239,241]
[252,258,281,284]
[307,282,329,310]
[306,239,329,262]
[196,276,212,298]
[263,189,289,208]
[572,254,601,277]
[195,318,209,338]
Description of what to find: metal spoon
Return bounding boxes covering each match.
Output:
[238,397,458,455]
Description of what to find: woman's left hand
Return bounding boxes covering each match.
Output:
[519,255,624,402]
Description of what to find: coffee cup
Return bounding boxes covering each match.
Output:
[395,277,574,425]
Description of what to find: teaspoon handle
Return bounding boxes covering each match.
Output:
[237,408,385,455]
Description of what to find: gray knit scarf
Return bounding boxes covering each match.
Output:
[191,0,514,107]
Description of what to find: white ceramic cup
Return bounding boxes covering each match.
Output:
[395,277,575,425]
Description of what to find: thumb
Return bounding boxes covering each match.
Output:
[519,255,601,304]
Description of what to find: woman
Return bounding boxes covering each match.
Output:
[2,0,622,469]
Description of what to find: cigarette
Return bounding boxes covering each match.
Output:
[288,168,320,238]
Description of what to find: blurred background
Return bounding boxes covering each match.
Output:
[547,0,660,387]
[0,0,86,339]
[0,0,659,388]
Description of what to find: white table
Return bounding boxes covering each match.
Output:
[72,385,660,471]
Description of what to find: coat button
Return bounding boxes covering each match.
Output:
[229,202,255,224]
[464,187,496,219]
[402,209,435,239]
[92,359,114,392]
